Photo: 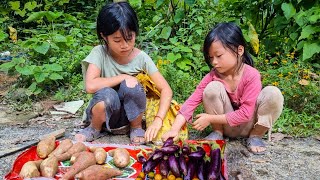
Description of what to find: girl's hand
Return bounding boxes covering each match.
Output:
[161,129,179,142]
[122,74,138,88]
[192,113,212,131]
[145,118,162,142]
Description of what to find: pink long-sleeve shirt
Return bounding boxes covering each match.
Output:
[179,64,262,126]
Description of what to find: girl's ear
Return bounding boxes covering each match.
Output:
[237,45,244,56]
[100,33,108,43]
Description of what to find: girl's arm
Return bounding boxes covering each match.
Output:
[144,71,173,142]
[85,63,132,93]
[161,114,187,141]
[149,71,173,119]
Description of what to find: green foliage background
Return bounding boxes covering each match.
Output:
[0,0,319,137]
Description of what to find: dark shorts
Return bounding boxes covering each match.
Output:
[84,80,146,132]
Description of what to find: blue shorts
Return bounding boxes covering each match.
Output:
[84,80,146,132]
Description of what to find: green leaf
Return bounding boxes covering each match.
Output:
[45,11,63,21]
[64,14,77,22]
[299,25,318,40]
[0,31,8,41]
[156,0,165,8]
[15,65,34,75]
[58,0,70,6]
[53,34,67,42]
[49,73,63,80]
[18,9,27,17]
[0,61,15,72]
[28,82,37,92]
[179,46,192,53]
[196,29,202,35]
[24,1,37,11]
[281,3,296,20]
[303,43,320,61]
[44,63,63,72]
[184,0,195,6]
[25,11,46,22]
[166,53,181,62]
[34,42,50,54]
[34,72,47,83]
[129,0,142,7]
[309,15,320,24]
[9,1,20,11]
[174,10,184,23]
[289,33,298,40]
[159,26,172,39]
[197,16,203,23]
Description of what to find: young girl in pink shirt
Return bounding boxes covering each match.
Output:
[162,22,284,154]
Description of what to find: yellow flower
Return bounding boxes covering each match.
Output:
[303,75,310,79]
[282,91,285,94]
[278,74,283,77]
[294,65,298,68]
[281,59,287,64]
[275,52,280,56]
[265,59,268,63]
[272,82,279,86]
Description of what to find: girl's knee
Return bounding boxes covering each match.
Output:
[120,80,145,97]
[260,86,284,105]
[92,101,105,113]
[203,81,224,99]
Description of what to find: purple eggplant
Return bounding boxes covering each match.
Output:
[184,160,197,180]
[159,159,169,177]
[143,158,160,174]
[197,159,206,180]
[161,144,180,154]
[179,154,188,176]
[136,151,147,163]
[207,148,221,180]
[152,150,164,161]
[182,144,190,155]
[188,146,205,160]
[168,155,180,177]
[162,137,174,147]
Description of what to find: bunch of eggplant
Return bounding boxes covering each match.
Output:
[137,138,226,180]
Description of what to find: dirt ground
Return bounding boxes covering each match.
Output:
[0,72,320,179]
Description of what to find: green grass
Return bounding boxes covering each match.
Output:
[274,108,320,137]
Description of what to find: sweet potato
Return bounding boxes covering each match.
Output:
[108,148,130,168]
[37,135,56,158]
[70,152,81,165]
[89,147,107,164]
[61,151,96,180]
[48,138,73,157]
[40,156,58,177]
[19,160,43,178]
[75,165,122,180]
[55,142,86,162]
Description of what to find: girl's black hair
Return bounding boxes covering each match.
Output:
[203,22,254,71]
[97,2,139,46]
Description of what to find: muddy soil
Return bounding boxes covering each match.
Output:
[0,72,319,179]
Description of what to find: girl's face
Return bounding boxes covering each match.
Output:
[208,40,243,75]
[103,30,136,60]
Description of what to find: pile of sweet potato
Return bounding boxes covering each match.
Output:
[19,136,123,179]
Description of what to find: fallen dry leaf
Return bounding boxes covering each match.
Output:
[271,133,286,141]
[298,79,309,86]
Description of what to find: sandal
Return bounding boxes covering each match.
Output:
[75,126,103,142]
[204,131,224,140]
[130,128,146,145]
[247,136,266,155]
